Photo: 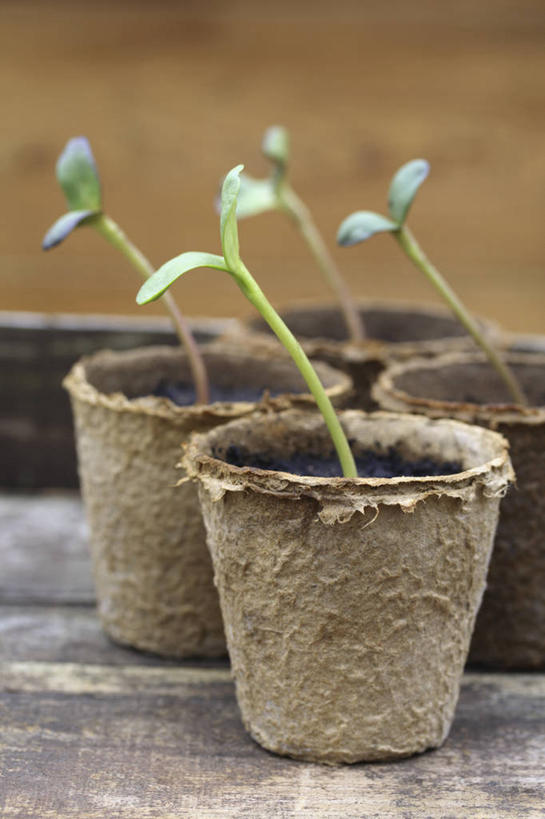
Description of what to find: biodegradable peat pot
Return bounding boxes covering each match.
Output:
[0,310,239,489]
[373,353,545,668]
[224,300,499,411]
[183,409,512,763]
[63,345,351,658]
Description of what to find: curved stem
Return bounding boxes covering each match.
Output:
[236,260,358,478]
[278,185,365,343]
[395,226,527,406]
[92,213,210,405]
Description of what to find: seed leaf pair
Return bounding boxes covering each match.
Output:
[42,137,102,250]
[337,159,429,246]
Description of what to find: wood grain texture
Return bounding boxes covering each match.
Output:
[0,493,93,603]
[0,606,228,668]
[1,0,544,333]
[1,662,544,818]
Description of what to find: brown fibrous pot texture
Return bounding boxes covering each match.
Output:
[373,352,545,669]
[222,299,500,411]
[184,409,512,763]
[63,345,351,658]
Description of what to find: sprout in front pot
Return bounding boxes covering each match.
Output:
[42,136,209,404]
[232,126,365,342]
[137,164,358,479]
[337,159,527,405]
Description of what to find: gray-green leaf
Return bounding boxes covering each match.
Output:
[236,174,278,219]
[56,137,102,212]
[337,211,398,246]
[387,159,429,225]
[136,252,229,305]
[220,164,244,270]
[42,209,97,250]
[262,125,289,168]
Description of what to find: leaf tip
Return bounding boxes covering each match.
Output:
[388,158,430,224]
[55,136,102,212]
[41,210,96,251]
[262,125,289,167]
[337,211,397,246]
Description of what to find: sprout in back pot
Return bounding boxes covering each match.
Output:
[373,352,545,669]
[337,158,526,406]
[224,129,501,409]
[138,164,514,763]
[233,125,364,342]
[45,139,351,658]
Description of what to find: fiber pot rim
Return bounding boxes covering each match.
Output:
[241,298,498,362]
[62,345,352,423]
[372,352,545,427]
[183,409,512,504]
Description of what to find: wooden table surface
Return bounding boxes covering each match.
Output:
[1,492,544,818]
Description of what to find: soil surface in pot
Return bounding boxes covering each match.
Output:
[220,445,462,479]
[149,380,284,405]
[394,362,545,407]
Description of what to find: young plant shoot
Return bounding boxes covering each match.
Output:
[336,160,527,405]
[42,137,209,404]
[233,126,365,342]
[137,165,358,478]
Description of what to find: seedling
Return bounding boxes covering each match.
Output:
[137,165,358,478]
[233,126,365,342]
[337,160,527,405]
[42,137,209,404]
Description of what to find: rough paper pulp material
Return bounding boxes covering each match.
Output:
[373,352,545,668]
[223,300,499,410]
[64,345,351,658]
[184,409,512,763]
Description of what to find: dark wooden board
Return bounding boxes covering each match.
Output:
[0,313,236,489]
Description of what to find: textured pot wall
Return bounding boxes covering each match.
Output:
[64,345,351,658]
[373,353,545,668]
[225,300,499,410]
[70,393,225,657]
[185,410,512,763]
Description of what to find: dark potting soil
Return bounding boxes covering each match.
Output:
[152,380,283,406]
[220,445,462,479]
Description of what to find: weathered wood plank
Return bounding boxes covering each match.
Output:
[0,493,93,604]
[0,606,228,668]
[0,666,543,818]
[0,605,228,667]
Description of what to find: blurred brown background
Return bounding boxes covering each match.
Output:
[2,0,544,332]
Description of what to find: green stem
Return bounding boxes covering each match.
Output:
[278,185,365,343]
[92,214,210,405]
[395,225,527,406]
[236,260,358,478]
